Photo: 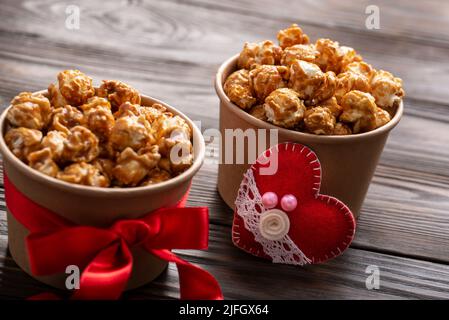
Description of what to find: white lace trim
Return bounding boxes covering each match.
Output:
[235,169,311,266]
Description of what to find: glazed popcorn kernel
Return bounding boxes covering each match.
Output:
[340,90,377,133]
[237,40,282,70]
[81,97,115,140]
[250,65,288,102]
[281,44,319,66]
[53,70,95,106]
[333,122,352,135]
[264,88,306,128]
[57,162,110,187]
[320,97,342,118]
[277,24,310,49]
[41,130,67,160]
[248,104,267,121]
[5,127,42,161]
[335,71,371,103]
[50,105,85,135]
[314,38,344,73]
[375,107,392,129]
[109,115,152,152]
[112,146,160,186]
[27,148,59,178]
[223,69,256,110]
[97,80,141,110]
[339,46,363,70]
[304,106,336,135]
[62,125,100,163]
[370,70,404,109]
[7,92,52,130]
[140,168,172,186]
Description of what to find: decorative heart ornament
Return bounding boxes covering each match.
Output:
[232,142,356,265]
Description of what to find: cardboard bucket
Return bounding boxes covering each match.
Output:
[0,93,205,290]
[215,54,403,218]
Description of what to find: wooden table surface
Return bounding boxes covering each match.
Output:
[1,0,449,300]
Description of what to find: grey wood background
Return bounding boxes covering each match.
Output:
[0,0,448,299]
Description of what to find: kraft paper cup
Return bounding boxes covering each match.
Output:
[0,92,205,290]
[215,54,403,218]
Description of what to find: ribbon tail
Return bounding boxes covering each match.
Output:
[72,239,133,300]
[149,249,223,300]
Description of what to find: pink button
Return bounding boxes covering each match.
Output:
[281,194,298,212]
[262,192,278,209]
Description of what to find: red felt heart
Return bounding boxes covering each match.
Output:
[232,142,356,265]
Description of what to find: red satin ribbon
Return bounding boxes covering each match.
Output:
[4,174,223,300]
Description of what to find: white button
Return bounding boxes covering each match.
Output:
[259,209,290,241]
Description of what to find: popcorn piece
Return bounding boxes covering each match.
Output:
[57,162,110,187]
[237,40,282,70]
[97,80,141,110]
[112,146,160,186]
[41,130,67,160]
[7,92,52,130]
[333,122,352,135]
[340,90,377,133]
[370,70,404,109]
[319,97,342,118]
[81,97,115,140]
[263,88,306,128]
[223,69,256,109]
[50,105,85,135]
[248,104,267,121]
[249,65,288,102]
[93,158,115,181]
[343,61,375,79]
[48,83,68,108]
[277,24,309,49]
[109,115,152,151]
[27,148,59,177]
[339,46,363,69]
[375,107,391,128]
[281,44,319,66]
[304,107,336,135]
[54,70,95,106]
[140,168,172,186]
[335,72,370,103]
[62,126,99,162]
[314,38,343,73]
[5,127,42,161]
[288,60,336,105]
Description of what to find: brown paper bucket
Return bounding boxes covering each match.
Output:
[215,54,403,218]
[0,93,205,290]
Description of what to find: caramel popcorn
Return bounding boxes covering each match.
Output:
[237,40,282,70]
[97,80,141,110]
[304,107,336,135]
[281,44,319,66]
[4,70,193,188]
[5,127,42,161]
[333,122,352,135]
[248,104,267,121]
[223,69,256,110]
[41,130,67,160]
[52,70,95,106]
[50,105,85,135]
[370,70,404,109]
[140,168,172,186]
[113,146,160,186]
[7,92,52,130]
[264,88,306,128]
[57,162,110,187]
[27,148,59,177]
[277,24,309,49]
[288,60,336,104]
[223,25,404,135]
[250,65,287,102]
[62,126,100,163]
[340,90,377,133]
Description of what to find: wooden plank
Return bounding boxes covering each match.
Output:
[2,225,449,300]
[0,0,449,105]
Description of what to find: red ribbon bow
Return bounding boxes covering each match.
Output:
[4,175,223,300]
